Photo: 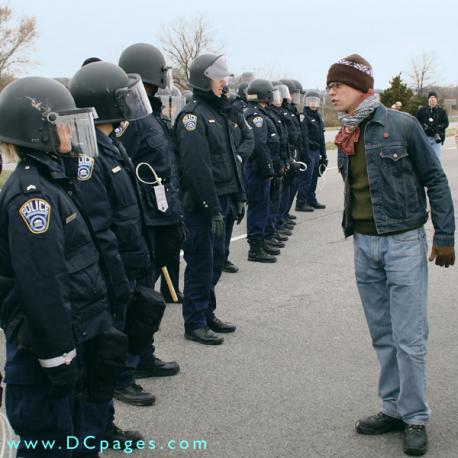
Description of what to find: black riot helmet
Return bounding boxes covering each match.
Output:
[69,61,152,125]
[280,79,298,95]
[280,79,301,105]
[118,43,171,89]
[291,79,305,94]
[0,76,99,157]
[246,79,275,104]
[237,82,249,99]
[188,54,233,91]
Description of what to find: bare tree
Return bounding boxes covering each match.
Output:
[0,6,37,90]
[408,51,437,96]
[160,16,221,91]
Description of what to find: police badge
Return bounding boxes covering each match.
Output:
[77,156,95,181]
[253,116,264,128]
[19,198,51,234]
[182,114,197,131]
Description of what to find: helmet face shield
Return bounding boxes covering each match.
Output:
[162,67,173,89]
[278,84,291,102]
[47,108,99,157]
[160,95,186,126]
[204,55,233,81]
[115,74,152,121]
[306,96,321,108]
[272,88,282,107]
[292,92,301,105]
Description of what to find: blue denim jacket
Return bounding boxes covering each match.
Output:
[338,104,455,247]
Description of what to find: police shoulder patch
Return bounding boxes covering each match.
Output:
[77,156,95,181]
[19,198,51,234]
[253,116,264,128]
[182,113,197,131]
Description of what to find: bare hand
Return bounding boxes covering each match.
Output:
[429,246,455,267]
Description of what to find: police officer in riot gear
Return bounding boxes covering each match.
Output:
[0,76,127,457]
[70,62,178,445]
[244,79,282,262]
[118,43,186,307]
[296,91,327,211]
[222,85,254,273]
[175,53,242,345]
[279,79,307,221]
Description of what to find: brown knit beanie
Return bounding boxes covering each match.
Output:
[326,54,374,93]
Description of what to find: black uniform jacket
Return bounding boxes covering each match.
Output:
[120,96,183,227]
[174,91,244,217]
[73,130,152,307]
[301,107,326,156]
[0,150,112,361]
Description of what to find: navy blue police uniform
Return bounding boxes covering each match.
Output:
[0,150,116,457]
[120,96,185,303]
[174,90,244,332]
[223,97,254,264]
[296,107,326,209]
[244,104,276,244]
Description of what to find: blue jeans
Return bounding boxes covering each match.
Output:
[427,136,441,160]
[353,227,431,424]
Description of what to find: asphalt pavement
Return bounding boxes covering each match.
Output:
[1,136,458,458]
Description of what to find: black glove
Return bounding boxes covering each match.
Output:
[236,202,245,225]
[320,155,329,167]
[210,213,225,237]
[45,357,79,399]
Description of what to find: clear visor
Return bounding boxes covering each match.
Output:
[292,92,301,105]
[272,88,282,106]
[278,84,291,101]
[115,74,152,121]
[306,96,321,108]
[204,56,234,81]
[160,95,186,126]
[163,67,173,89]
[47,108,99,157]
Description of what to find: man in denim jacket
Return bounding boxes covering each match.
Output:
[327,54,455,457]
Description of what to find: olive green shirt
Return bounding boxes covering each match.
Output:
[348,119,378,235]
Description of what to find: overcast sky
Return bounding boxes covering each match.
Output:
[9,0,458,90]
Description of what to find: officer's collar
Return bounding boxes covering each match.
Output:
[148,96,163,114]
[96,128,121,157]
[193,89,224,110]
[22,149,68,179]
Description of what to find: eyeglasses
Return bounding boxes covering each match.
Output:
[326,82,343,92]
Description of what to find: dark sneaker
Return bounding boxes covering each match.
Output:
[311,202,326,209]
[113,383,155,406]
[102,424,144,448]
[404,424,427,456]
[356,412,405,435]
[287,214,297,220]
[133,357,180,378]
[223,260,239,273]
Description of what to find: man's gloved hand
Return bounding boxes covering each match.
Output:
[429,246,455,267]
[210,213,225,237]
[236,202,245,225]
[320,155,329,167]
[45,357,79,399]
